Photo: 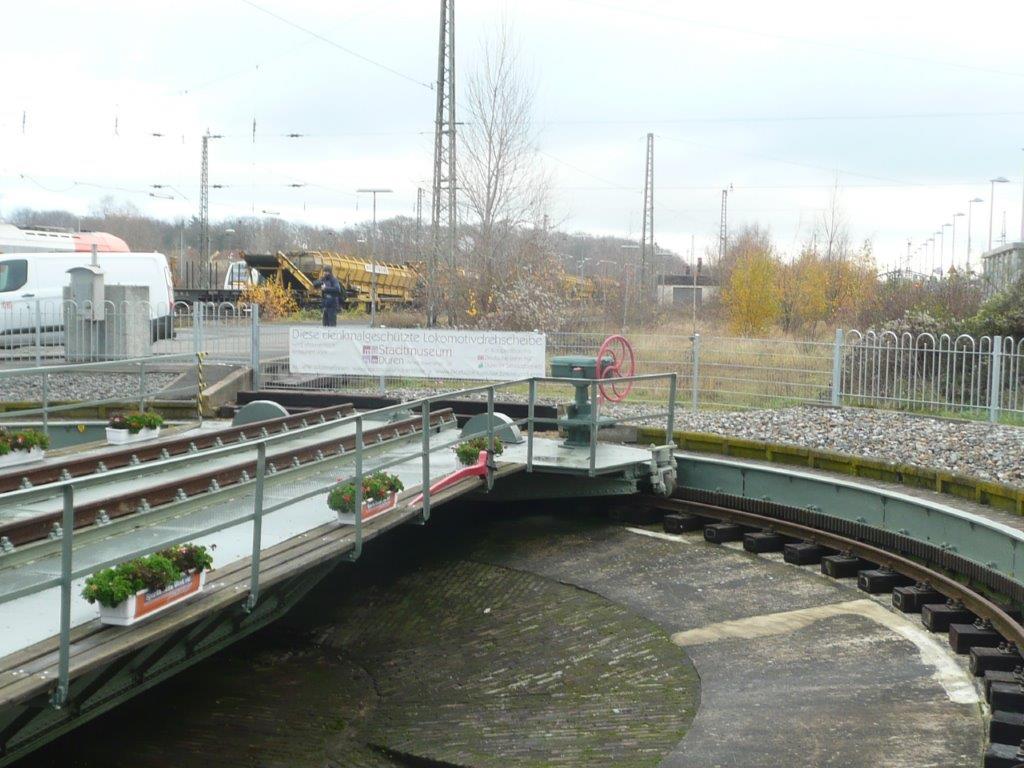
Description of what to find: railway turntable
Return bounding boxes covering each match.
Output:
[0,339,679,766]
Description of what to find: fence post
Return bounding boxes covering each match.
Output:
[192,303,204,357]
[42,371,49,437]
[690,333,701,411]
[990,336,1003,423]
[34,299,42,368]
[831,328,845,407]
[250,304,262,391]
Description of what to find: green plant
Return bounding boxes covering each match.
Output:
[81,543,213,608]
[109,410,164,432]
[327,471,404,514]
[0,428,49,454]
[454,436,503,466]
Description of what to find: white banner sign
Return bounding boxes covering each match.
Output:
[289,327,546,380]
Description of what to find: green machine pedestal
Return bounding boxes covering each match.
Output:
[550,354,615,447]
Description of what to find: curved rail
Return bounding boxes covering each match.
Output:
[651,495,1024,653]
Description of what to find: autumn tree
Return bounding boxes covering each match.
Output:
[721,225,781,334]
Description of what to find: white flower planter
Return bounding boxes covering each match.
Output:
[98,569,206,626]
[0,447,45,468]
[106,426,161,445]
[336,492,399,525]
[361,492,398,521]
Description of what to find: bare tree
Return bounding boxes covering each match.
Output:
[460,21,550,297]
[813,178,851,263]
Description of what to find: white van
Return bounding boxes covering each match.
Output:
[0,252,175,345]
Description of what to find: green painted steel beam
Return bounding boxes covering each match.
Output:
[677,454,1024,588]
[0,561,335,766]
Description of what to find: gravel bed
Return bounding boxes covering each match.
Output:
[667,406,1024,488]
[272,384,1024,487]
[0,372,180,403]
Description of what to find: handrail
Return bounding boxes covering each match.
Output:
[0,370,679,708]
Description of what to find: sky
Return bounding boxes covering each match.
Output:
[0,0,1022,275]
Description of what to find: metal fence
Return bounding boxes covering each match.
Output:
[840,330,1024,421]
[4,298,1024,422]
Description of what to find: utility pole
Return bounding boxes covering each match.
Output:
[719,186,731,263]
[989,177,1010,252]
[356,188,393,327]
[430,0,456,326]
[951,213,964,272]
[967,196,982,274]
[640,132,654,302]
[416,187,425,322]
[199,131,222,272]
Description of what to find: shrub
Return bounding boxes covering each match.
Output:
[82,543,213,608]
[238,277,299,320]
[454,436,503,466]
[327,471,404,514]
[968,277,1024,339]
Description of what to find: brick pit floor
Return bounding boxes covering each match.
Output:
[24,502,985,768]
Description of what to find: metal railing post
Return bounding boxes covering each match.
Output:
[526,379,536,473]
[691,333,701,411]
[139,360,147,412]
[34,299,42,368]
[589,380,598,476]
[990,336,1003,423]
[52,485,74,709]
[486,386,495,490]
[831,328,845,407]
[348,417,364,561]
[421,399,431,521]
[250,304,262,391]
[246,443,266,612]
[667,372,677,443]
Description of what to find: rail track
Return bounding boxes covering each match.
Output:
[0,404,456,551]
[648,487,1024,768]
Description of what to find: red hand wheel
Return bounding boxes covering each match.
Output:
[596,334,636,403]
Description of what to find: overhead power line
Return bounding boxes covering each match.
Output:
[564,0,1024,80]
[239,0,433,91]
[540,110,1024,126]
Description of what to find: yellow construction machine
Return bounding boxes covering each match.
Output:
[243,250,420,310]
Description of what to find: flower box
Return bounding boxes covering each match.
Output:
[105,426,161,445]
[0,447,45,468]
[98,569,206,626]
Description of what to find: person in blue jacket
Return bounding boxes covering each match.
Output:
[313,266,344,327]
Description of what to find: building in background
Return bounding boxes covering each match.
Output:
[656,273,719,307]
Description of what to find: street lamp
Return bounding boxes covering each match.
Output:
[620,244,640,328]
[950,213,964,272]
[356,188,393,327]
[933,231,942,276]
[989,177,1010,251]
[940,224,951,275]
[967,197,983,273]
